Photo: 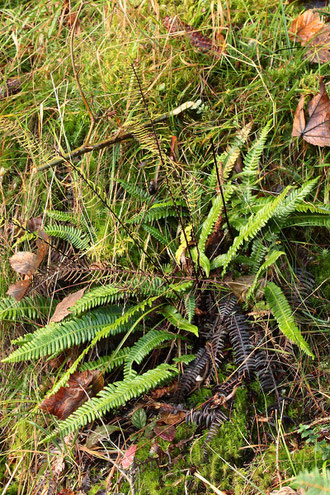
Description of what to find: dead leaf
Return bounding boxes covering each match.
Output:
[9,251,40,275]
[121,444,137,469]
[158,411,186,425]
[154,424,176,441]
[305,24,330,63]
[289,10,325,45]
[40,371,104,420]
[57,490,75,495]
[85,424,120,449]
[0,78,21,99]
[292,79,330,147]
[50,288,86,323]
[6,279,31,301]
[270,488,300,495]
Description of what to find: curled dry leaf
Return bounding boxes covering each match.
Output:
[50,287,86,323]
[292,79,330,147]
[9,251,40,276]
[6,279,31,301]
[40,370,104,420]
[163,16,226,58]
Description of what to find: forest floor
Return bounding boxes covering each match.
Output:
[0,1,329,494]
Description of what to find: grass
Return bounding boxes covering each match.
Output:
[0,0,329,493]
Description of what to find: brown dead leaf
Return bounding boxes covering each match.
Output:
[50,288,86,323]
[158,411,186,425]
[289,10,325,45]
[40,371,104,420]
[6,279,31,301]
[292,79,330,147]
[9,251,40,275]
[154,424,176,442]
[57,490,75,495]
[305,24,330,63]
[270,488,301,495]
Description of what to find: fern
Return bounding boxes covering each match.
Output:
[70,286,124,315]
[79,348,131,372]
[43,363,177,442]
[264,282,314,358]
[272,178,318,224]
[127,206,179,225]
[0,295,52,322]
[161,305,199,336]
[116,179,151,200]
[185,292,196,323]
[211,187,290,273]
[3,306,131,362]
[246,250,285,300]
[241,120,272,202]
[249,237,269,274]
[282,213,330,229]
[142,224,171,246]
[124,329,175,377]
[44,224,90,250]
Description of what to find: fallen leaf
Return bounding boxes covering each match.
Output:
[270,488,299,495]
[9,251,40,275]
[289,10,325,45]
[292,79,330,147]
[6,279,31,301]
[305,24,330,63]
[86,424,120,449]
[121,444,137,469]
[50,288,86,323]
[0,78,21,99]
[154,424,176,441]
[158,411,186,425]
[57,490,75,495]
[40,371,104,420]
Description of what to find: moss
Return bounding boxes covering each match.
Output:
[87,482,106,495]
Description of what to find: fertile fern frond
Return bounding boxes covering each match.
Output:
[211,187,290,273]
[43,363,177,442]
[44,224,90,251]
[3,306,130,362]
[124,329,176,377]
[226,312,255,379]
[79,348,131,372]
[0,295,52,322]
[241,120,272,202]
[255,344,278,394]
[264,282,314,357]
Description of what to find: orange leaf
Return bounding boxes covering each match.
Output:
[50,288,86,323]
[289,10,325,45]
[6,279,31,301]
[40,371,103,420]
[9,252,40,276]
[292,79,330,147]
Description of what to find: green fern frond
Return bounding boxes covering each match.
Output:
[264,282,314,357]
[71,286,124,315]
[198,184,236,255]
[127,206,179,225]
[282,214,330,229]
[124,329,175,377]
[44,224,90,250]
[79,348,131,372]
[295,201,330,215]
[185,293,196,323]
[142,224,171,246]
[161,305,198,336]
[241,120,272,202]
[272,178,318,223]
[0,295,52,322]
[211,187,290,273]
[43,363,177,442]
[246,250,285,300]
[249,237,269,274]
[116,179,151,200]
[3,306,130,362]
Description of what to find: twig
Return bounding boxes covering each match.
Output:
[37,101,201,171]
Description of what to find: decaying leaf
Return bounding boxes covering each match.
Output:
[0,78,21,99]
[154,424,176,441]
[121,444,137,469]
[50,288,86,323]
[289,10,325,45]
[158,410,186,425]
[289,10,330,63]
[85,424,120,449]
[9,251,40,275]
[6,279,31,301]
[40,371,104,420]
[163,16,226,58]
[292,79,330,147]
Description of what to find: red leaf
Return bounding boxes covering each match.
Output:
[121,444,137,469]
[40,371,104,420]
[154,424,176,442]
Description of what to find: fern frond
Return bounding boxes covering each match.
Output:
[116,179,151,200]
[211,187,290,273]
[185,293,196,323]
[294,201,330,215]
[264,282,314,357]
[43,363,177,442]
[226,312,255,378]
[142,224,171,246]
[282,214,330,229]
[124,329,175,377]
[272,178,318,223]
[241,120,272,202]
[79,348,131,372]
[161,305,199,336]
[249,237,269,274]
[246,250,285,300]
[70,286,124,315]
[0,295,52,322]
[127,206,179,225]
[198,185,236,255]
[3,306,130,362]
[44,224,90,250]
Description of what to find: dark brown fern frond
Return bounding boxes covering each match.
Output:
[175,347,210,401]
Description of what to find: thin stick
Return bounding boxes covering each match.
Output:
[210,138,234,241]
[37,101,200,171]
